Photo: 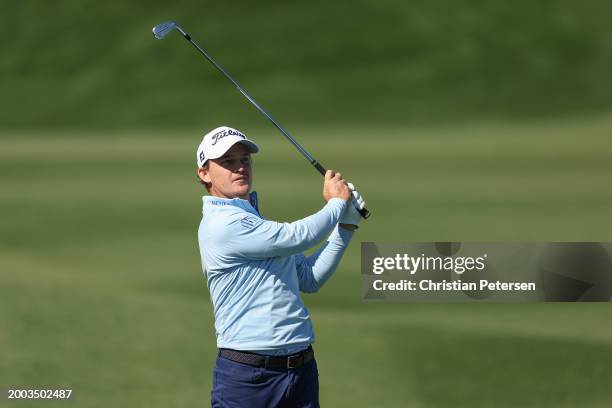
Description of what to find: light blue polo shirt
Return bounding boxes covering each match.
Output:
[198,195,353,355]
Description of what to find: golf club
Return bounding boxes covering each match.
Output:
[152,21,370,219]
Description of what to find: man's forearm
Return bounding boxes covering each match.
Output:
[229,198,347,259]
[297,225,354,292]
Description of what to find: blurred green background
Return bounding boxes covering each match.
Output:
[2,1,612,407]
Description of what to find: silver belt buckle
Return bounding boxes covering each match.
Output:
[286,354,302,369]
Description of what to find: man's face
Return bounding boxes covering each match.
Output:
[200,143,253,200]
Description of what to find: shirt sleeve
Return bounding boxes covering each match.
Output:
[219,198,347,260]
[295,225,354,293]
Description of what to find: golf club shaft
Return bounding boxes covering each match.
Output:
[177,26,370,219]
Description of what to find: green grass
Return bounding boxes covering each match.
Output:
[2,0,612,128]
[2,114,612,406]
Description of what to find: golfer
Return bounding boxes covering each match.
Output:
[196,126,365,407]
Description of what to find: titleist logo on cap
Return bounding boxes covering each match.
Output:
[211,129,246,145]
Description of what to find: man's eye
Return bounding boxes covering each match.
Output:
[241,157,250,164]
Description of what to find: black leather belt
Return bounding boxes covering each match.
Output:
[218,346,314,369]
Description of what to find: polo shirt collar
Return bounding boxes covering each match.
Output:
[202,195,258,215]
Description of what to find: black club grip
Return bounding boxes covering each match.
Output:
[312,160,371,220]
[358,207,371,219]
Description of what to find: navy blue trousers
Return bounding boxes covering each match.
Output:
[211,355,319,408]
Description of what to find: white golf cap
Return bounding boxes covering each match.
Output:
[196,126,259,167]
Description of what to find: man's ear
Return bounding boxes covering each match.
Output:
[198,166,211,183]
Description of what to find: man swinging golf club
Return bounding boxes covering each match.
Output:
[196,126,366,407]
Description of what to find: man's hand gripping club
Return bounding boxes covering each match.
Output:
[322,170,367,230]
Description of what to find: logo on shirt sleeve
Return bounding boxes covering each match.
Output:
[240,215,262,229]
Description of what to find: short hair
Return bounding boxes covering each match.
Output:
[197,163,212,192]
